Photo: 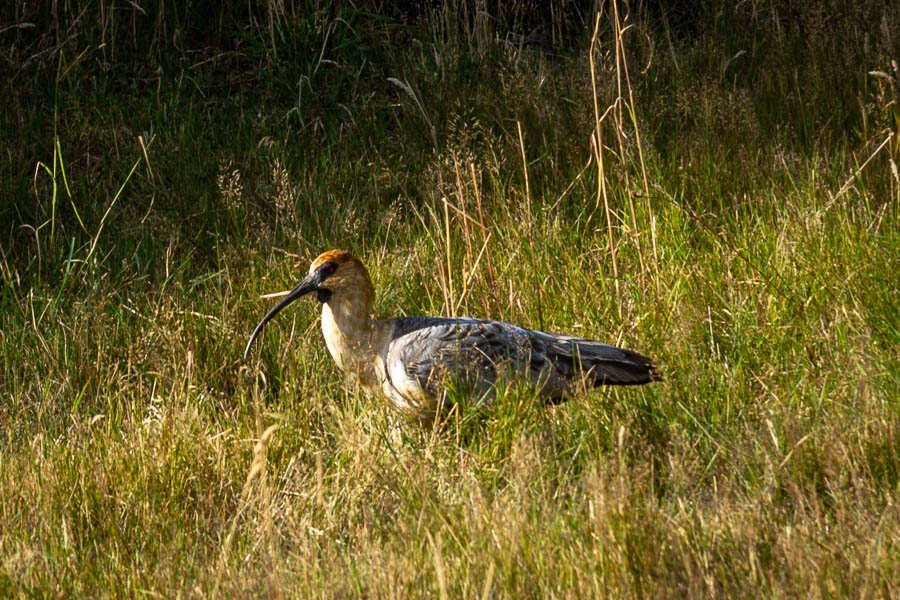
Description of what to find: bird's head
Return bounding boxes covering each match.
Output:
[243,250,374,359]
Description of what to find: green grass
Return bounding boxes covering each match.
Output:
[2,1,899,597]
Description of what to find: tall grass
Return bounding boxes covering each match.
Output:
[2,0,899,597]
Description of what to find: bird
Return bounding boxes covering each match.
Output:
[244,250,661,426]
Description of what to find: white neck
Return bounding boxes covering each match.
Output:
[321,294,369,366]
[320,293,393,393]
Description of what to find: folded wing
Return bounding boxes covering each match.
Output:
[383,317,660,411]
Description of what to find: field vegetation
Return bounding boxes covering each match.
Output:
[2,0,899,596]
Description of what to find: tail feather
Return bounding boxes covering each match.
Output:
[581,345,662,386]
[539,334,662,387]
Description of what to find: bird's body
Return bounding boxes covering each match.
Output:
[245,250,660,426]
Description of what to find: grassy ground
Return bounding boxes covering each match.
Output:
[2,1,899,597]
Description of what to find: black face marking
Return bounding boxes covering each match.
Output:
[318,261,338,279]
[316,288,333,303]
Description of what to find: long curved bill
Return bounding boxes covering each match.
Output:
[243,272,321,359]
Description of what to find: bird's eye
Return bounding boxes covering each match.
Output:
[322,262,337,276]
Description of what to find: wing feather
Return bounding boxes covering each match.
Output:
[384,317,660,411]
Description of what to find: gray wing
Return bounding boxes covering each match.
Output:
[386,318,534,401]
[386,317,660,404]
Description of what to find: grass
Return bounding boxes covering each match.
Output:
[2,0,899,597]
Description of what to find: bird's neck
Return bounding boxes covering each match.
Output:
[320,293,390,392]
